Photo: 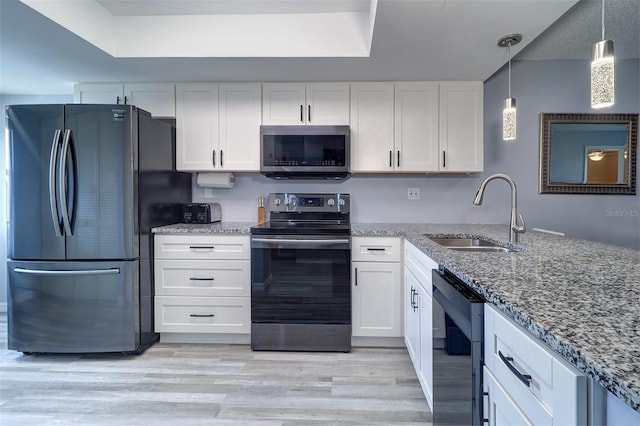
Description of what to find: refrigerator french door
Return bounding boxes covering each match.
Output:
[6,104,186,353]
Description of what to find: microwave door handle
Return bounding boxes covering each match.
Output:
[48,129,63,237]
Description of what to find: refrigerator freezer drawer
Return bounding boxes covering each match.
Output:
[8,260,142,353]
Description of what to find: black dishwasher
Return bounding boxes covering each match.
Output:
[432,268,485,426]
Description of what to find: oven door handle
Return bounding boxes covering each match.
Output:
[251,238,349,245]
[251,237,350,249]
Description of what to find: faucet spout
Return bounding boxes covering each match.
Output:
[473,173,526,242]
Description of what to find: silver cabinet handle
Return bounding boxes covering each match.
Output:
[49,129,63,237]
[14,267,120,276]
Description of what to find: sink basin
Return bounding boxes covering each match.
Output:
[427,236,515,253]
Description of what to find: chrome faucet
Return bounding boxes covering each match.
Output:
[473,173,526,242]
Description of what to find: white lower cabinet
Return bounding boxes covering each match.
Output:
[403,240,440,410]
[484,304,588,425]
[351,237,402,338]
[153,234,250,336]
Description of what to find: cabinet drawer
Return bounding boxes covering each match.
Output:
[154,260,250,297]
[154,235,250,260]
[352,237,401,262]
[484,305,587,425]
[154,296,250,333]
[404,240,438,284]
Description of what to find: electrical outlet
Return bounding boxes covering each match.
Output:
[408,188,420,200]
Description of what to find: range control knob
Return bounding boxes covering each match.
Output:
[339,199,345,206]
[274,198,281,206]
[327,199,335,206]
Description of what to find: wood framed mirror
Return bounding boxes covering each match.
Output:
[539,113,638,194]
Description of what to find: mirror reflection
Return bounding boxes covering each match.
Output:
[539,113,638,194]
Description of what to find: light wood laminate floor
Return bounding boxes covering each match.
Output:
[0,317,432,425]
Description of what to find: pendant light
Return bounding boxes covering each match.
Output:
[498,34,522,141]
[591,0,615,108]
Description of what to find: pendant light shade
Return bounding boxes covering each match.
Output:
[498,34,522,141]
[503,98,517,140]
[591,0,615,108]
[591,40,615,108]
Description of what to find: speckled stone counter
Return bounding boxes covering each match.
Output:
[152,222,254,235]
[353,223,640,412]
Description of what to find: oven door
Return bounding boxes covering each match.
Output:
[251,235,351,324]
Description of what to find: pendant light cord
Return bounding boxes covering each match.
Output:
[602,0,606,40]
[507,43,512,98]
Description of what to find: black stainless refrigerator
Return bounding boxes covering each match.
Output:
[6,104,192,354]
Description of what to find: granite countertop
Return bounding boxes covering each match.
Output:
[353,223,640,412]
[152,222,255,234]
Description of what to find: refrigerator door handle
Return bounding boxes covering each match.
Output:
[14,267,121,276]
[59,129,75,236]
[49,129,64,237]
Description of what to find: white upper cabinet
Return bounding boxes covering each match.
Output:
[438,81,483,172]
[394,82,439,172]
[74,83,176,117]
[218,83,262,171]
[176,83,261,172]
[350,82,395,172]
[351,81,483,173]
[176,83,219,171]
[74,83,124,105]
[124,83,176,118]
[262,82,349,125]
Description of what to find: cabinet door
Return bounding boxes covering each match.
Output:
[175,83,219,171]
[262,83,306,125]
[404,268,421,364]
[418,285,434,409]
[124,83,176,117]
[306,83,350,125]
[352,261,402,337]
[439,81,483,172]
[218,83,261,171]
[350,83,395,172]
[394,82,439,172]
[73,83,124,104]
[483,367,533,426]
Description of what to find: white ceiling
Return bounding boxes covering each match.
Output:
[0,0,637,96]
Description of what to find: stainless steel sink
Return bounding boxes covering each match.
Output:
[427,236,515,252]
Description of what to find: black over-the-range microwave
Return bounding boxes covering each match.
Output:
[260,125,350,180]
